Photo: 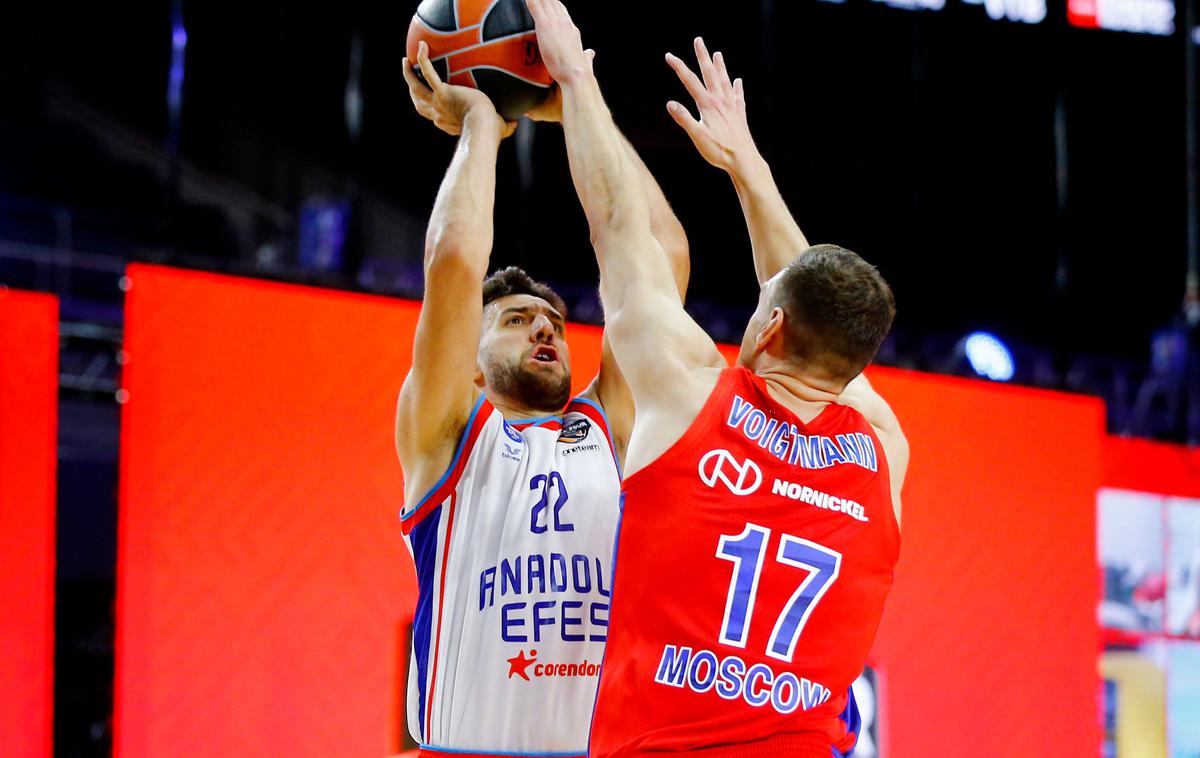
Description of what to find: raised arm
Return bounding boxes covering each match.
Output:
[670,42,907,517]
[395,43,513,498]
[527,0,721,463]
[530,83,691,295]
[526,82,691,460]
[588,133,691,460]
[666,39,808,284]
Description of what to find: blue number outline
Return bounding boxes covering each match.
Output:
[529,474,549,534]
[715,523,770,648]
[530,471,573,534]
[766,536,842,662]
[549,471,573,532]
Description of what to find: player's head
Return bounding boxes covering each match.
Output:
[478,266,572,412]
[737,245,895,387]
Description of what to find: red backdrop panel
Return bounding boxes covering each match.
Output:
[868,370,1104,756]
[1103,435,1200,495]
[115,265,603,757]
[116,265,1103,756]
[0,289,58,758]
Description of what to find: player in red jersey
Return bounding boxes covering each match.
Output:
[527,2,907,755]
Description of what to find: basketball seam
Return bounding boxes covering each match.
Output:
[412,2,548,89]
[415,0,531,37]
[462,64,552,88]
[478,0,505,36]
[411,15,484,37]
[426,30,542,70]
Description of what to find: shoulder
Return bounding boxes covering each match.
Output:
[622,365,727,477]
[399,394,499,533]
[847,402,907,528]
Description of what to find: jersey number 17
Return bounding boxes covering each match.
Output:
[716,523,842,663]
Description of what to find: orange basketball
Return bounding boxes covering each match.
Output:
[407,0,553,120]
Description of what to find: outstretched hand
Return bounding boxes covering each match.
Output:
[402,40,515,138]
[526,0,594,86]
[665,38,756,173]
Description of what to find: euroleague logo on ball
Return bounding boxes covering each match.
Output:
[524,40,541,66]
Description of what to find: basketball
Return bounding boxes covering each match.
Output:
[407,0,553,120]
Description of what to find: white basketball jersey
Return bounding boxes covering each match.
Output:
[401,394,622,756]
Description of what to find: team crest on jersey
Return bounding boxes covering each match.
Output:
[502,422,523,444]
[559,418,591,444]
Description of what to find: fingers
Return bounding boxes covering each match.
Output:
[712,51,734,97]
[529,0,581,56]
[666,100,706,146]
[693,37,718,93]
[531,0,574,24]
[733,77,745,110]
[416,41,444,91]
[696,37,736,100]
[665,52,708,106]
[401,57,430,99]
[527,0,559,27]
[553,0,576,24]
[672,39,737,105]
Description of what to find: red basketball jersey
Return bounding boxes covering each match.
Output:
[590,367,900,757]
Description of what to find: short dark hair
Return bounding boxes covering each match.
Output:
[774,244,895,382]
[482,266,568,319]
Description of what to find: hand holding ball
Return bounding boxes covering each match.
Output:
[406,0,553,121]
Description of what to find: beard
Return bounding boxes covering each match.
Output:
[486,356,571,412]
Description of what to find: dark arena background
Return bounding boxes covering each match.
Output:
[1,0,1198,755]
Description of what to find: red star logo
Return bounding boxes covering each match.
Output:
[506,649,537,681]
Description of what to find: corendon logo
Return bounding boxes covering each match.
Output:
[505,649,601,681]
[507,649,537,681]
[698,449,763,496]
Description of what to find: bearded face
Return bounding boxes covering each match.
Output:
[482,349,572,412]
[478,294,573,413]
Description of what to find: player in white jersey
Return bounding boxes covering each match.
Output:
[396,42,689,757]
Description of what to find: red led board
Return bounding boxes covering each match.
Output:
[1067,0,1175,34]
[0,289,58,758]
[116,265,1103,756]
[867,371,1104,756]
[1103,436,1200,497]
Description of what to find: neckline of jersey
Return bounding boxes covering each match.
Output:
[502,396,594,428]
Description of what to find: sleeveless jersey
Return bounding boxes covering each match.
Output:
[401,394,621,756]
[590,367,900,757]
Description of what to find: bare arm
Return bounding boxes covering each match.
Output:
[590,132,691,461]
[395,44,511,498]
[666,39,808,284]
[527,84,691,461]
[528,0,720,447]
[838,374,908,525]
[671,43,906,519]
[528,83,690,297]
[624,132,691,297]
